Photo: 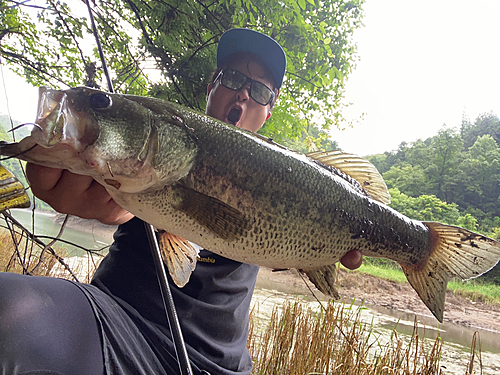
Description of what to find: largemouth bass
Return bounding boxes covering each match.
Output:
[2,86,500,322]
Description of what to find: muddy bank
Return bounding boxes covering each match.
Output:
[256,267,500,333]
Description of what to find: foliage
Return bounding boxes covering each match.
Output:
[461,111,500,149]
[0,0,365,149]
[367,113,500,235]
[281,124,339,153]
[388,188,461,224]
[382,163,427,197]
[366,112,500,284]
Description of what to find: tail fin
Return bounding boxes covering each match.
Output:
[0,164,30,211]
[400,222,500,322]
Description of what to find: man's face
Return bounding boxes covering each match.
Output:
[206,60,275,133]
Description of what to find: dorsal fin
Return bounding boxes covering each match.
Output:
[306,150,391,204]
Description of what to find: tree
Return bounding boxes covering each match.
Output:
[388,188,461,224]
[461,112,500,149]
[281,125,339,153]
[368,113,500,236]
[452,135,500,218]
[0,0,364,148]
[405,139,432,168]
[426,127,463,201]
[456,213,478,231]
[382,163,427,197]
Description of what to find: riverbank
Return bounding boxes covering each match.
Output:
[51,213,117,240]
[256,266,500,333]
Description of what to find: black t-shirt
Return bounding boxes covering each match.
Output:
[90,217,259,374]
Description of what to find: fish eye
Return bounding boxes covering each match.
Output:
[89,93,112,110]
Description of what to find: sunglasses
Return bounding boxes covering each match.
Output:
[215,69,275,106]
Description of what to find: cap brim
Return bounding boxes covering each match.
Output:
[217,28,286,88]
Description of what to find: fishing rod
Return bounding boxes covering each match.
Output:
[83,1,193,374]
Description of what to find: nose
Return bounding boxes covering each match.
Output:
[236,82,251,101]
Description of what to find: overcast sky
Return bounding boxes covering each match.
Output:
[330,0,500,155]
[1,0,499,156]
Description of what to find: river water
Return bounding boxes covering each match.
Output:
[5,209,500,374]
[252,280,500,374]
[8,209,115,256]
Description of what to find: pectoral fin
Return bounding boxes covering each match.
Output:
[157,230,198,287]
[0,164,30,211]
[173,184,249,241]
[301,264,340,299]
[306,150,390,204]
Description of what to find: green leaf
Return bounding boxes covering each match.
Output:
[2,0,365,148]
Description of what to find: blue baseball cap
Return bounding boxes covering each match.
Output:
[217,28,287,89]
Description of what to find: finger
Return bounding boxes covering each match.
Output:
[52,169,94,195]
[26,164,133,224]
[80,180,134,224]
[25,163,65,192]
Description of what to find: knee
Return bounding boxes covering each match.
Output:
[0,273,50,327]
[0,273,104,374]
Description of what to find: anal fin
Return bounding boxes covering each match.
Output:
[157,230,199,288]
[301,264,340,299]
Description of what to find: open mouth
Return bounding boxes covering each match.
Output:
[227,107,242,125]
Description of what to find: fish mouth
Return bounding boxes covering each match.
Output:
[226,105,242,126]
[32,87,99,152]
[33,87,67,147]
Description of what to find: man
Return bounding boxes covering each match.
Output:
[0,29,362,374]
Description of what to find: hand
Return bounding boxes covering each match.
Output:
[26,163,134,225]
[340,250,363,270]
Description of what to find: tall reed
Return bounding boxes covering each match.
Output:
[0,221,102,282]
[248,299,478,374]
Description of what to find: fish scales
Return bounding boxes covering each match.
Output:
[113,104,427,269]
[2,86,500,322]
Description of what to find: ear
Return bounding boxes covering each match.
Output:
[266,89,279,121]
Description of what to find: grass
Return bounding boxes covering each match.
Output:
[247,299,481,374]
[354,259,500,305]
[0,229,58,276]
[0,218,102,281]
[447,280,500,305]
[356,261,408,283]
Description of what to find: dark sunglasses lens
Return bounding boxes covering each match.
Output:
[222,70,246,90]
[221,69,273,106]
[251,82,273,105]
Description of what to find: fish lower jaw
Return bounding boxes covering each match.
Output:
[96,173,158,193]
